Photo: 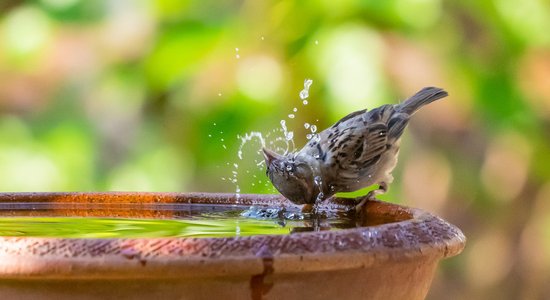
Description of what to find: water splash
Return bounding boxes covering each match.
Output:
[265,129,292,157]
[227,132,268,200]
[314,175,322,186]
[305,123,319,140]
[279,120,295,154]
[275,79,314,155]
[222,78,316,198]
[300,79,313,104]
[237,132,266,160]
[314,175,324,204]
[285,131,294,140]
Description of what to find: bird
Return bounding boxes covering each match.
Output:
[262,87,448,211]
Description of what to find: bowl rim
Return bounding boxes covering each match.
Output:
[0,192,466,279]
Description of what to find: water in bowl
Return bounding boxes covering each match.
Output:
[0,201,404,238]
[0,202,368,238]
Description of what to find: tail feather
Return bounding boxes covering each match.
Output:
[396,87,448,115]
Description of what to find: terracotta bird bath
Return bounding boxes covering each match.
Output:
[0,192,465,300]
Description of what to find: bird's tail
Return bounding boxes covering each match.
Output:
[395,87,448,115]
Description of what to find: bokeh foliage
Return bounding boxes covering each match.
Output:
[1,0,550,298]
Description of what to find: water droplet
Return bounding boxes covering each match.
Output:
[304,123,310,129]
[261,36,265,40]
[236,54,240,59]
[314,175,322,185]
[238,132,266,158]
[304,79,313,89]
[222,145,227,149]
[315,40,319,45]
[306,134,313,140]
[302,99,308,105]
[310,125,317,133]
[221,138,225,142]
[293,107,297,112]
[314,154,320,159]
[299,79,313,101]
[236,187,241,193]
[316,192,324,203]
[278,119,294,154]
[286,165,292,171]
[208,134,212,137]
[232,171,237,175]
[213,123,217,126]
[233,163,239,169]
[288,114,295,119]
[218,93,222,96]
[286,131,294,140]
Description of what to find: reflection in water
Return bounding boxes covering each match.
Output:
[0,203,404,238]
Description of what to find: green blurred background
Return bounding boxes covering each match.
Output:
[1,0,549,298]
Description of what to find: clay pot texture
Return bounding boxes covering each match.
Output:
[0,192,465,300]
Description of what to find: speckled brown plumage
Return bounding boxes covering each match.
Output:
[263,87,448,206]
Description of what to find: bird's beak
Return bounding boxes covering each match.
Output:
[262,148,283,166]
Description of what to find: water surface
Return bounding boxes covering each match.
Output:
[0,203,356,238]
[0,203,402,238]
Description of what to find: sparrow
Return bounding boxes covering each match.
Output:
[262,87,448,210]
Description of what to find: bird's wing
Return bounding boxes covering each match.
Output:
[324,121,388,181]
[300,105,396,191]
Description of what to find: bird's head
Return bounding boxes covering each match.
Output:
[262,148,316,205]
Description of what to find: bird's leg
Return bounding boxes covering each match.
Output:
[355,182,388,213]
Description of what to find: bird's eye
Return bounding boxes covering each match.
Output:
[285,164,294,173]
